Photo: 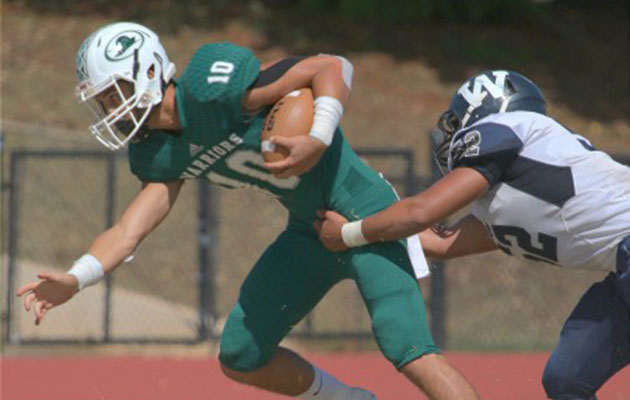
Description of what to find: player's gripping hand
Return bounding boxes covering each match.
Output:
[264,135,327,179]
[16,272,79,325]
[314,210,349,252]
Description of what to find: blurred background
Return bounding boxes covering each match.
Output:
[2,0,629,375]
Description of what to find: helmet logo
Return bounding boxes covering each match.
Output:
[458,71,509,108]
[115,36,136,56]
[105,30,145,61]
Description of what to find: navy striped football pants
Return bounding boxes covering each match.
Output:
[542,235,630,400]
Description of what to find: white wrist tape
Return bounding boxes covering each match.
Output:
[261,140,276,152]
[309,96,344,146]
[67,254,104,290]
[341,220,369,248]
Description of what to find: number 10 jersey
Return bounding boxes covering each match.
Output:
[128,42,409,236]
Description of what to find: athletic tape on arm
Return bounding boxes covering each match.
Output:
[309,96,344,146]
[67,254,105,290]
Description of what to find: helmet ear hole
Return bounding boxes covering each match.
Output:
[147,64,156,79]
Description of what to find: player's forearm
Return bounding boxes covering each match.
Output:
[86,182,181,273]
[68,180,183,290]
[303,56,352,147]
[343,168,490,248]
[361,197,434,244]
[65,223,143,291]
[87,224,142,274]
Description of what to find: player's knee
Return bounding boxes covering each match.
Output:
[218,333,273,373]
[542,357,596,400]
[219,340,258,373]
[370,308,437,369]
[218,309,274,373]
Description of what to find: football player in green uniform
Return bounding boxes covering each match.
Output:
[16,22,479,400]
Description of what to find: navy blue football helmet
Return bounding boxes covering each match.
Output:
[433,70,546,174]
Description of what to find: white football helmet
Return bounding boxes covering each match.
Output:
[75,22,176,150]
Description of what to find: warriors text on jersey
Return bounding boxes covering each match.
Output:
[449,111,630,271]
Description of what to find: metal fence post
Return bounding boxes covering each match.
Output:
[428,137,447,349]
[197,180,216,340]
[102,153,117,342]
[5,152,22,344]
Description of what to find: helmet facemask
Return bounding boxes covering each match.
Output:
[432,110,460,176]
[78,71,155,150]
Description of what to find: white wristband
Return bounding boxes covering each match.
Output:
[309,96,344,146]
[341,220,369,248]
[67,254,104,290]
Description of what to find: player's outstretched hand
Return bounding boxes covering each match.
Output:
[314,210,349,252]
[264,136,327,179]
[16,272,79,325]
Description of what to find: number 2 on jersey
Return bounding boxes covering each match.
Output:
[491,225,559,265]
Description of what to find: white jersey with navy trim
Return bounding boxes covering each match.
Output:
[448,111,630,271]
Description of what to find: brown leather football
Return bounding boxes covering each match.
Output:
[261,88,314,162]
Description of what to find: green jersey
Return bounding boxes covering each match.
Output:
[128,45,436,369]
[129,43,397,230]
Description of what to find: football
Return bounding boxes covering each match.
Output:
[261,88,314,162]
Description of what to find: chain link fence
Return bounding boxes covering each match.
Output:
[2,124,629,350]
[4,151,202,343]
[2,144,426,346]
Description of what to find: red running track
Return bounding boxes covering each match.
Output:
[2,353,629,400]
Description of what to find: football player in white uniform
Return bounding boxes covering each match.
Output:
[315,70,630,400]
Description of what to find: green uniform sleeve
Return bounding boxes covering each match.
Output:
[181,42,260,124]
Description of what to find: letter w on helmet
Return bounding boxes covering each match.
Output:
[433,70,546,175]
